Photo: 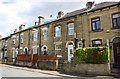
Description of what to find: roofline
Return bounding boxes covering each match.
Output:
[5,2,120,36]
[89,2,120,12]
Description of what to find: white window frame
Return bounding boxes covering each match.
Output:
[42,28,48,40]
[77,41,83,48]
[68,23,74,35]
[55,26,61,37]
[20,34,24,43]
[55,44,61,50]
[0,41,2,48]
[5,40,8,46]
[33,31,38,42]
[12,37,16,44]
[33,47,38,54]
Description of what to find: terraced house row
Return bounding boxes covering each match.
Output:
[0,1,120,71]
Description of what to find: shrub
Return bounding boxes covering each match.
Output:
[73,47,110,64]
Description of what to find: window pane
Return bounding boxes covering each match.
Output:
[96,21,100,29]
[92,18,99,21]
[55,26,61,37]
[118,18,120,27]
[113,19,117,27]
[68,23,74,35]
[92,22,96,30]
[113,13,120,18]
[33,48,37,54]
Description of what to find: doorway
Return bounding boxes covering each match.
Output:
[67,42,74,62]
[113,37,120,65]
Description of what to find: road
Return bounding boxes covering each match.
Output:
[0,66,59,77]
[0,64,117,79]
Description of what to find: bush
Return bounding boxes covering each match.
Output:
[73,47,110,64]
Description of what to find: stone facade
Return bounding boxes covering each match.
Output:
[0,2,120,72]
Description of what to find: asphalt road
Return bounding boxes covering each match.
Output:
[0,66,59,77]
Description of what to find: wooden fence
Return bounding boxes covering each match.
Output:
[16,54,58,62]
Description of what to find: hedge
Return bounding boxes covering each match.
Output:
[73,47,110,64]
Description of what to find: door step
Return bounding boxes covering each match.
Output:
[113,64,120,68]
[111,68,120,78]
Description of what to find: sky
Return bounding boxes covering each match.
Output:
[0,0,119,38]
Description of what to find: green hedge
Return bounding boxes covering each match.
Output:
[73,47,110,64]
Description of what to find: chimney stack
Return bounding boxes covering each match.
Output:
[57,11,64,18]
[38,16,44,25]
[14,29,18,33]
[86,1,94,9]
[35,22,39,26]
[19,24,26,30]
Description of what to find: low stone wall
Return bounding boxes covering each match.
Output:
[15,61,33,67]
[36,60,58,70]
[63,63,111,75]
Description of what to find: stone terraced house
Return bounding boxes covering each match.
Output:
[0,1,120,74]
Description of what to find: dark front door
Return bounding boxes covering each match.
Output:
[113,37,120,65]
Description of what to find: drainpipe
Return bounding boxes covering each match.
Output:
[39,28,41,55]
[18,33,20,54]
[28,29,30,54]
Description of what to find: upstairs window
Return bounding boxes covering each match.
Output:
[5,40,8,46]
[92,39,102,47]
[91,17,100,31]
[20,34,24,44]
[33,31,38,41]
[68,23,74,35]
[12,37,16,45]
[112,13,120,28]
[55,26,61,37]
[42,28,48,40]
[0,41,2,47]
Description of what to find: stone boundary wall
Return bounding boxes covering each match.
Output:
[63,63,111,75]
[15,61,33,67]
[36,60,58,70]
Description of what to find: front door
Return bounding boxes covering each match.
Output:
[68,45,74,62]
[113,37,120,64]
[12,49,15,62]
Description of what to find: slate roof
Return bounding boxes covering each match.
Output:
[61,2,120,19]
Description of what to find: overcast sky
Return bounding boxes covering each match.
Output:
[0,0,119,37]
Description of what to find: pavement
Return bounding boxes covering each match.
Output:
[0,64,118,79]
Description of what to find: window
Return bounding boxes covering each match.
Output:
[42,29,48,40]
[0,41,2,47]
[33,47,38,54]
[68,23,74,35]
[112,13,120,28]
[55,26,61,37]
[33,31,38,41]
[5,40,8,46]
[12,37,16,44]
[91,17,100,31]
[77,41,83,48]
[92,39,102,47]
[55,44,61,55]
[20,48,23,54]
[55,44,61,50]
[20,34,24,43]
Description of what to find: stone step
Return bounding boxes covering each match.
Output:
[113,64,120,68]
